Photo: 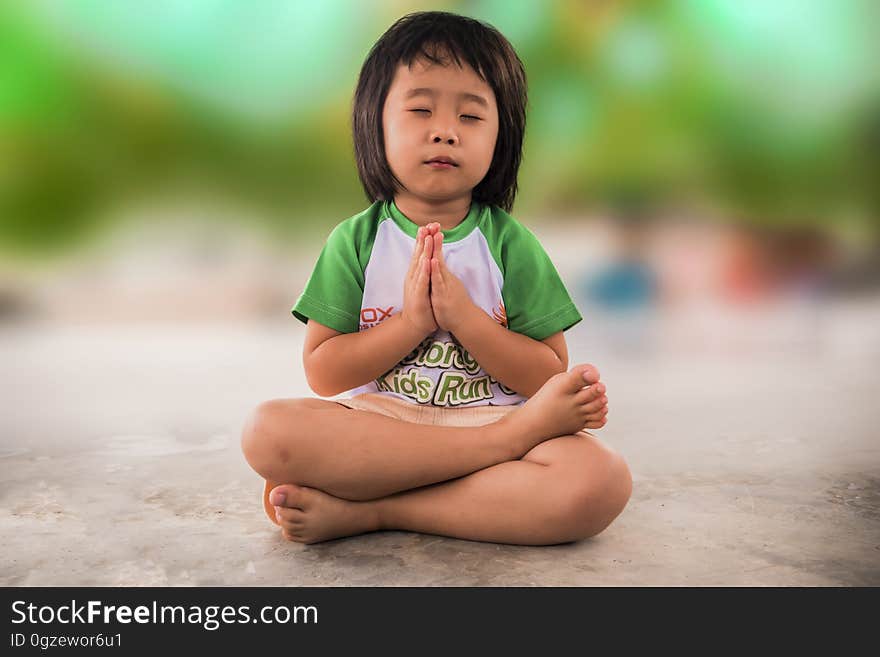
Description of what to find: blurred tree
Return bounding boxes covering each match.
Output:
[0,0,877,258]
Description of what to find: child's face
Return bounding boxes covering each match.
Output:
[382,57,499,205]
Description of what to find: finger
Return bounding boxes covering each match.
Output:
[436,234,452,276]
[422,243,434,286]
[413,252,425,290]
[409,227,425,275]
[423,230,434,261]
[433,232,444,265]
[429,258,441,302]
[417,254,430,289]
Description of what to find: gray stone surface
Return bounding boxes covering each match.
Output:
[2,298,879,586]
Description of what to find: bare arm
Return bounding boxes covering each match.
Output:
[451,306,568,398]
[303,223,441,397]
[303,316,429,397]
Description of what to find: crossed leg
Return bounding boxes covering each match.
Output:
[241,365,632,545]
[268,431,631,545]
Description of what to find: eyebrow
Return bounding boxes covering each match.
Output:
[403,87,490,109]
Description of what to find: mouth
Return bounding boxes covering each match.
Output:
[424,157,458,167]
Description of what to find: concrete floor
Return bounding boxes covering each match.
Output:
[1,299,879,586]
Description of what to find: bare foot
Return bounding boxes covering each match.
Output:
[268,484,381,544]
[501,364,608,453]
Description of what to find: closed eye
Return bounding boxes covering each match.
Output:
[408,109,483,122]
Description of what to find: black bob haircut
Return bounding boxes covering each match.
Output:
[352,11,528,213]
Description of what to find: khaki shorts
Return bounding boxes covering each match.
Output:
[334,392,521,427]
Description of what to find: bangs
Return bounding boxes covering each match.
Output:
[400,39,488,82]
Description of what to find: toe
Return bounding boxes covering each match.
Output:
[575,387,605,404]
[276,506,306,524]
[585,406,608,421]
[281,528,303,542]
[585,414,608,428]
[270,484,306,509]
[263,480,280,525]
[581,395,608,414]
[568,364,600,390]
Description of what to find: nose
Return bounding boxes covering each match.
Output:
[430,124,458,146]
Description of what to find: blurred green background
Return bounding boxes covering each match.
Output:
[2,0,878,262]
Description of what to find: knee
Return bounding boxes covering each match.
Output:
[240,399,302,479]
[563,450,632,541]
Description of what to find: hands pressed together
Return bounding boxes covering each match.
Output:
[401,222,475,336]
[398,221,611,425]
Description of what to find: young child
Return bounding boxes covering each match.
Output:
[241,11,631,545]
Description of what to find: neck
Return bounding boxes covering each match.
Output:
[392,192,473,231]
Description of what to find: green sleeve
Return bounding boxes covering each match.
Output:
[498,221,583,341]
[291,219,370,334]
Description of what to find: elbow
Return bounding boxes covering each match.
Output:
[303,354,325,396]
[550,348,568,373]
[307,379,333,398]
[307,379,339,399]
[304,367,335,398]
[531,357,566,397]
[547,352,567,376]
[303,357,343,398]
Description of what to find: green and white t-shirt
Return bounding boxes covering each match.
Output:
[292,199,582,407]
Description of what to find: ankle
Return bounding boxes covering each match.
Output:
[489,414,533,460]
[364,499,387,532]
